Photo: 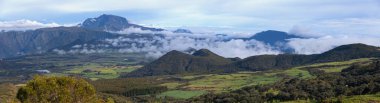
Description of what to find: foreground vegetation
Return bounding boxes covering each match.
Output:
[190,60,380,102]
[1,76,116,103]
[87,58,374,102]
[17,76,102,103]
[283,93,380,103]
[0,57,377,103]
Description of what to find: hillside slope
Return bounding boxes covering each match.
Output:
[126,49,232,77]
[314,43,380,62]
[232,43,380,71]
[127,43,380,77]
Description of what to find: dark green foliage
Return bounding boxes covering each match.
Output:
[190,60,380,102]
[233,54,315,71]
[128,43,380,77]
[314,43,380,62]
[125,49,232,77]
[90,78,168,97]
[233,44,380,71]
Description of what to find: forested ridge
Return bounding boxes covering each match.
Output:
[189,60,380,103]
[128,43,380,77]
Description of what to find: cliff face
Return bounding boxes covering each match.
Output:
[0,27,117,58]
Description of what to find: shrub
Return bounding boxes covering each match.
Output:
[16,75,101,103]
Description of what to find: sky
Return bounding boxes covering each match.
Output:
[1,0,380,58]
[1,0,380,36]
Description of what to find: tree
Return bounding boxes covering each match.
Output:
[16,75,101,103]
[297,73,303,78]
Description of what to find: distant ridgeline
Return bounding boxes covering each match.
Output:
[125,43,380,77]
[0,14,163,58]
[0,14,303,59]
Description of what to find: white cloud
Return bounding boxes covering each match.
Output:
[114,32,280,58]
[289,17,380,54]
[0,19,60,31]
[287,35,380,54]
[49,25,380,59]
[114,27,158,34]
[55,28,281,58]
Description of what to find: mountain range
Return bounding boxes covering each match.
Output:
[0,14,346,59]
[126,43,380,77]
[0,27,117,58]
[0,14,162,58]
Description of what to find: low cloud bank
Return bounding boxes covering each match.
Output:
[54,26,380,58]
[54,27,281,58]
[288,23,380,54]
[0,19,61,31]
[288,35,380,54]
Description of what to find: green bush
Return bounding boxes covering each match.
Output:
[16,75,101,103]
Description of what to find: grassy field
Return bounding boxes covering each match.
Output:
[157,90,207,99]
[61,64,141,80]
[1,53,375,101]
[335,93,380,103]
[180,72,280,93]
[283,68,313,79]
[298,58,373,73]
[304,58,372,68]
[160,82,183,89]
[153,71,284,99]
[0,52,150,82]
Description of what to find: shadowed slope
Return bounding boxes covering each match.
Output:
[126,49,232,77]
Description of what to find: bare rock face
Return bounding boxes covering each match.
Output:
[80,14,163,32]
